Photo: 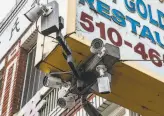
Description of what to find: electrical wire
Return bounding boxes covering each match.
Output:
[35,18,77,73]
[64,32,76,38]
[120,59,164,62]
[36,18,76,43]
[43,61,74,75]
[36,18,58,43]
[42,61,65,72]
[50,71,73,75]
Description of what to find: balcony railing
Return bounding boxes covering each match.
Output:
[39,88,107,116]
[39,88,63,116]
[73,96,106,116]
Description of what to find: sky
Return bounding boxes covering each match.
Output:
[0,0,15,22]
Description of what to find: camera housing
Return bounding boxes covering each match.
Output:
[24,4,43,22]
[43,75,62,88]
[57,85,77,109]
[90,38,104,54]
[57,96,75,109]
[41,1,59,36]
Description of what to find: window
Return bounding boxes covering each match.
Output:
[20,46,45,108]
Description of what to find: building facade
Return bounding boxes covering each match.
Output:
[0,0,163,116]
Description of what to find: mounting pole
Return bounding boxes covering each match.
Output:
[55,17,81,79]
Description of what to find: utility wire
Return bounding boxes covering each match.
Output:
[36,19,58,43]
[50,71,73,75]
[120,59,164,62]
[36,18,76,43]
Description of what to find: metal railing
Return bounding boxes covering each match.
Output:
[73,96,106,116]
[39,88,106,116]
[40,88,61,116]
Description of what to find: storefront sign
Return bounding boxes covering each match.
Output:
[0,0,36,60]
[76,0,164,78]
[9,18,20,41]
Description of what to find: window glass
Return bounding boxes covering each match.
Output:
[21,46,45,108]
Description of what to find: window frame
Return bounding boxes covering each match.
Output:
[20,46,45,108]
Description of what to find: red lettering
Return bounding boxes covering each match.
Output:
[80,12,94,32]
[96,22,106,40]
[107,28,122,47]
[134,43,148,60]
[149,49,162,67]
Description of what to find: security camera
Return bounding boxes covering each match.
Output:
[58,85,77,109]
[97,76,111,94]
[43,74,62,88]
[96,65,111,94]
[24,1,60,35]
[24,3,53,22]
[24,4,43,22]
[90,38,104,54]
[57,95,75,109]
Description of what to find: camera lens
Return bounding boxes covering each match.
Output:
[90,38,104,54]
[57,98,66,108]
[93,39,103,49]
[94,42,101,49]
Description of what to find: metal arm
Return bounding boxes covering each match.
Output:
[56,30,81,79]
[82,95,102,116]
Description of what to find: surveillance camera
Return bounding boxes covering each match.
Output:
[58,85,77,109]
[57,93,77,109]
[96,65,111,94]
[90,38,104,54]
[58,85,71,98]
[43,75,62,88]
[24,3,53,22]
[97,76,111,94]
[24,4,43,22]
[57,96,75,109]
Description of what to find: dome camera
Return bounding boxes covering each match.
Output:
[90,38,104,54]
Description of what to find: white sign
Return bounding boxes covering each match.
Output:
[0,0,37,60]
[76,0,164,80]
